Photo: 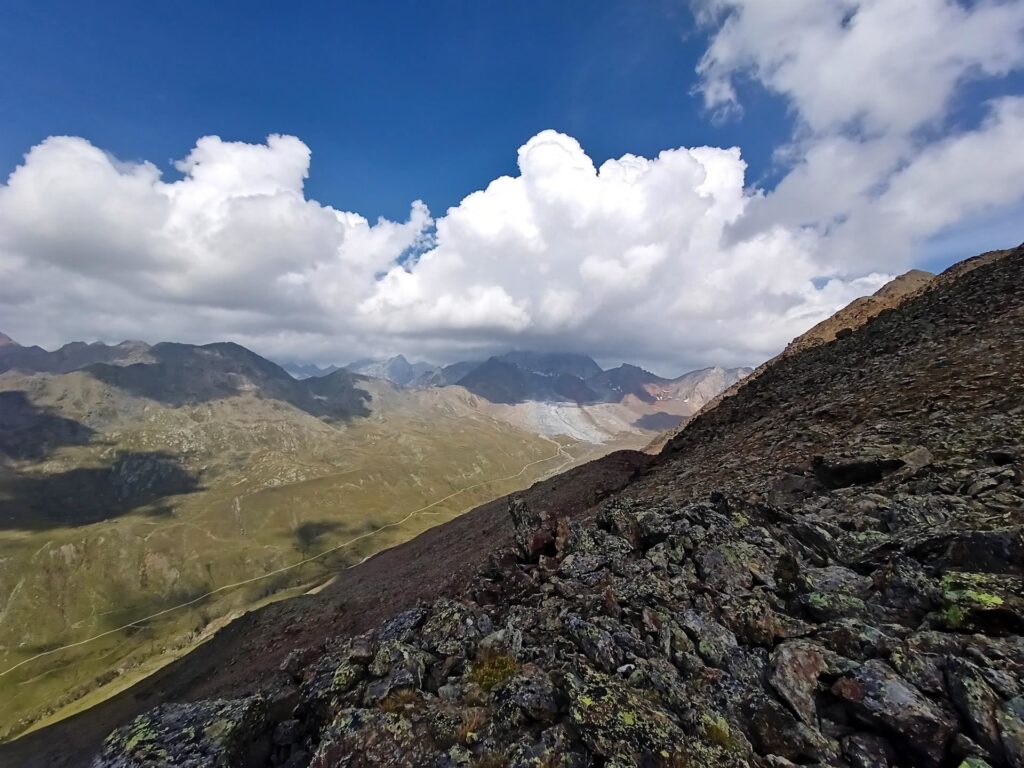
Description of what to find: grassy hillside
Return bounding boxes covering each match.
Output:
[0,373,589,739]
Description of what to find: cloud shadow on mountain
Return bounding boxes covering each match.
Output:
[84,342,372,421]
[633,412,684,431]
[0,391,96,460]
[0,451,201,531]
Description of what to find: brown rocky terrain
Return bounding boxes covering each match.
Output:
[782,268,935,355]
[646,246,1014,455]
[3,243,1023,767]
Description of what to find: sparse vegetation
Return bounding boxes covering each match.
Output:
[700,713,731,747]
[378,689,421,713]
[458,708,487,745]
[469,649,520,692]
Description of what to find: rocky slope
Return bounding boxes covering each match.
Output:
[781,268,935,357]
[10,244,1024,767]
[645,260,969,453]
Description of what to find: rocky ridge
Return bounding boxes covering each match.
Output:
[86,244,1024,767]
[782,268,935,357]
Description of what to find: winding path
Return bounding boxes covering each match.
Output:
[0,437,573,679]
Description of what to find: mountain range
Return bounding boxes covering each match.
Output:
[285,349,748,408]
[0,332,751,444]
[0,330,746,742]
[295,350,753,434]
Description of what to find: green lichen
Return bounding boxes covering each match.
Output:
[120,717,160,753]
[807,592,829,608]
[700,714,731,747]
[941,572,1007,608]
[204,717,232,742]
[331,660,365,694]
[803,590,866,619]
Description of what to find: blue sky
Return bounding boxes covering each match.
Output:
[0,0,794,221]
[0,0,1022,370]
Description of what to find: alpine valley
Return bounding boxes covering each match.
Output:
[0,335,745,741]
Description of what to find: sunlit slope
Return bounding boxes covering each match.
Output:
[0,373,581,739]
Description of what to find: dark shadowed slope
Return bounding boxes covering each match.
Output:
[0,338,153,374]
[85,342,372,421]
[0,391,95,460]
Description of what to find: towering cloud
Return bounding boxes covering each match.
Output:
[1,0,1022,371]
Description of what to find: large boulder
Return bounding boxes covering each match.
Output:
[831,660,956,766]
[509,496,557,561]
[91,697,267,768]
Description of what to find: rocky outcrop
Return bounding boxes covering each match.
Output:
[90,245,1024,767]
[92,697,267,768]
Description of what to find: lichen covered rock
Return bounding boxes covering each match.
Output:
[91,696,266,768]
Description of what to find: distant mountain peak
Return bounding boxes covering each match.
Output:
[0,331,18,348]
[345,355,438,387]
[281,361,342,380]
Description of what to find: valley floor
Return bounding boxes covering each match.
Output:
[0,399,627,744]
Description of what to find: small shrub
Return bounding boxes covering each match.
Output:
[457,708,487,745]
[378,688,420,713]
[471,753,509,768]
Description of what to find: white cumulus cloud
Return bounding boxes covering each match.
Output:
[0,130,886,372]
[0,0,1022,373]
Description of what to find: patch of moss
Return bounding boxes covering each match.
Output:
[959,590,1003,607]
[945,604,968,628]
[469,649,519,692]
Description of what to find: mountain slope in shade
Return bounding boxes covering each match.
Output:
[497,351,604,380]
[415,359,483,387]
[455,358,539,404]
[0,338,154,374]
[457,357,602,405]
[85,342,371,421]
[588,363,671,403]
